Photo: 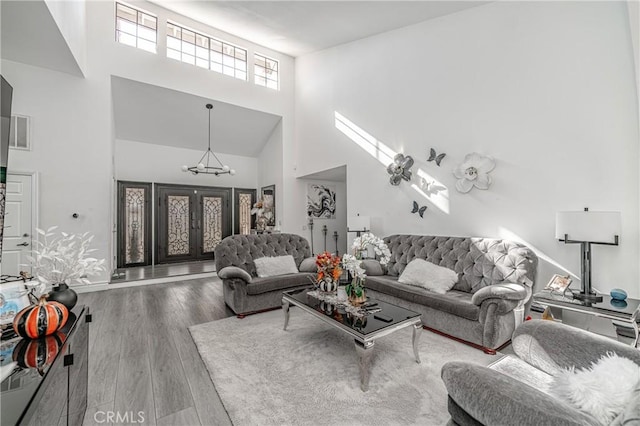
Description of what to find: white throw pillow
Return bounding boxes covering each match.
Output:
[550,353,640,425]
[397,258,458,294]
[254,255,299,278]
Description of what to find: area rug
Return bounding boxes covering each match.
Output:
[189,309,496,425]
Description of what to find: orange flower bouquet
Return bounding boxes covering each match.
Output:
[315,251,342,293]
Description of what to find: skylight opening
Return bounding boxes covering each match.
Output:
[254,54,279,90]
[167,21,248,81]
[115,2,157,53]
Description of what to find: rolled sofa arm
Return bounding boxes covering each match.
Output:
[512,320,640,375]
[441,361,599,426]
[471,283,527,306]
[217,266,252,283]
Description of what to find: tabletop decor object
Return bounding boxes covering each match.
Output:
[27,227,105,310]
[387,153,414,185]
[250,198,273,232]
[453,152,495,193]
[12,297,68,339]
[610,288,628,301]
[314,251,342,293]
[555,208,621,302]
[342,233,391,305]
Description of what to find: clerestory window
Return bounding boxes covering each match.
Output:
[167,22,248,81]
[115,2,157,53]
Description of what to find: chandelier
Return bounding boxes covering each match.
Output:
[182,103,235,176]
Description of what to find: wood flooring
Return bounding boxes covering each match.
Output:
[78,277,234,426]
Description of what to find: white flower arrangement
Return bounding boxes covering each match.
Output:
[25,227,106,287]
[342,232,391,298]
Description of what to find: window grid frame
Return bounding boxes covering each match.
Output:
[115,2,157,53]
[166,21,248,81]
[254,53,279,90]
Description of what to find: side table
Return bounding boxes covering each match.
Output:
[533,291,639,348]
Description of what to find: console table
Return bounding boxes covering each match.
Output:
[533,291,639,347]
[0,305,90,425]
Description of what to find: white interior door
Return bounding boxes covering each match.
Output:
[1,174,32,277]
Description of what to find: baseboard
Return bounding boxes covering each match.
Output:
[75,272,218,292]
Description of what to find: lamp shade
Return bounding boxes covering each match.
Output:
[555,211,621,243]
[348,216,370,231]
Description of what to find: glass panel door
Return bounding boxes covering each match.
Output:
[234,188,256,235]
[117,181,151,267]
[157,184,231,263]
[197,187,231,258]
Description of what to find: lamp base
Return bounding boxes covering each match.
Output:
[572,291,603,303]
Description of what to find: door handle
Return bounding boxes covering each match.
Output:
[17,242,29,247]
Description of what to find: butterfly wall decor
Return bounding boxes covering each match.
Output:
[411,201,427,218]
[427,148,446,166]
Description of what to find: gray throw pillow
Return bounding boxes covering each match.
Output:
[254,255,299,278]
[298,257,317,273]
[398,258,458,294]
[361,259,384,276]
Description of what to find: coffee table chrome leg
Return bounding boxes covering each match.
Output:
[354,340,375,392]
[412,323,422,364]
[283,299,290,331]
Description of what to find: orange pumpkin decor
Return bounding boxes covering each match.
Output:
[13,297,69,339]
[12,332,65,375]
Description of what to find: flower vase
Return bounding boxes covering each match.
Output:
[348,291,367,306]
[46,283,78,310]
[319,279,338,293]
[256,216,267,232]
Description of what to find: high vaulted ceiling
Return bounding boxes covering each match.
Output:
[148,1,488,57]
[112,77,282,157]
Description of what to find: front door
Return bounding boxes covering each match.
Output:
[1,173,32,276]
[156,185,231,264]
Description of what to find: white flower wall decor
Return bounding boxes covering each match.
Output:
[453,153,496,193]
[386,153,414,186]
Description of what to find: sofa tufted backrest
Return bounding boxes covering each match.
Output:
[214,233,311,277]
[383,235,538,293]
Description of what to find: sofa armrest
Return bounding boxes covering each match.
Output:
[441,361,599,426]
[217,266,252,283]
[512,320,640,375]
[471,283,527,306]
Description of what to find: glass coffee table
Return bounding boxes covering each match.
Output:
[282,288,422,391]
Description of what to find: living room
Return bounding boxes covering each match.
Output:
[0,0,639,425]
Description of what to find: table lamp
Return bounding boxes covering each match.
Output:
[555,208,621,302]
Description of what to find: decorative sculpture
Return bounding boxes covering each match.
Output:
[453,153,496,193]
[386,153,414,185]
[411,201,427,218]
[427,148,446,166]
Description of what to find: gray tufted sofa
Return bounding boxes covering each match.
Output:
[214,233,315,317]
[364,235,538,353]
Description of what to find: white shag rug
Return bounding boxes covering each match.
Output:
[189,308,496,426]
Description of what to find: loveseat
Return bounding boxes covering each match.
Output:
[214,233,315,317]
[441,320,640,425]
[363,235,538,353]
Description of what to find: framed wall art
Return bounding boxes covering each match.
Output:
[306,184,336,219]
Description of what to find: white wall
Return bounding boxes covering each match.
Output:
[1,0,295,288]
[258,120,283,227]
[295,1,640,297]
[45,0,87,75]
[2,59,113,285]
